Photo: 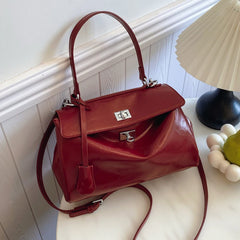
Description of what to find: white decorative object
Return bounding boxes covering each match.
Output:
[210,145,221,151]
[225,165,240,182]
[176,0,240,92]
[206,133,224,148]
[220,124,237,137]
[207,123,240,182]
[219,160,230,174]
[219,132,228,141]
[208,150,225,168]
[176,0,240,130]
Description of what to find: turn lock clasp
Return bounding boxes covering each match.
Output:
[120,130,135,142]
[114,109,132,121]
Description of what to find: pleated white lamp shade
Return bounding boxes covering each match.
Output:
[176,0,240,92]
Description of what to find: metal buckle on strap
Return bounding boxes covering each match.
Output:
[92,199,103,205]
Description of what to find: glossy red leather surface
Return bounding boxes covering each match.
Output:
[56,84,185,137]
[37,12,207,239]
[52,84,199,202]
[44,11,201,203]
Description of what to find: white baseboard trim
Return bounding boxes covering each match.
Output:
[0,0,218,122]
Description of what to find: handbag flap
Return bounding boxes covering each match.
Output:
[56,84,185,138]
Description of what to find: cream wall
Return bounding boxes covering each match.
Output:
[0,0,177,83]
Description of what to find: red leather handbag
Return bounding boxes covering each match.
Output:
[37,11,208,239]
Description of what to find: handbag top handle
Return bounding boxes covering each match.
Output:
[69,11,147,98]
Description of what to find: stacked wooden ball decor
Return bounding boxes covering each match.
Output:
[207,124,240,182]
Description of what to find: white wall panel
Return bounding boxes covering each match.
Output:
[196,81,213,97]
[1,0,176,83]
[1,107,59,240]
[125,47,150,90]
[0,125,41,240]
[78,74,101,100]
[167,30,186,95]
[37,89,71,131]
[0,0,218,123]
[182,73,200,98]
[149,35,173,84]
[100,60,126,95]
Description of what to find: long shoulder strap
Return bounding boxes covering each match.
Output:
[195,159,208,240]
[37,117,208,239]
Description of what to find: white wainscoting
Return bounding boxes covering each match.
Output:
[2,0,239,239]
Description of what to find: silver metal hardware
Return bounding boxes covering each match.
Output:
[92,199,103,205]
[142,78,158,88]
[120,130,135,142]
[114,109,132,121]
[62,99,75,107]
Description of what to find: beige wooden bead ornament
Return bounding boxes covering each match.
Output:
[207,124,240,182]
